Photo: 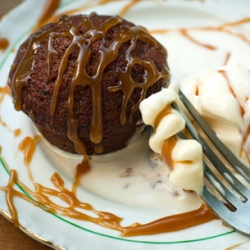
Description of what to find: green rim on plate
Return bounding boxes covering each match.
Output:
[0,0,241,246]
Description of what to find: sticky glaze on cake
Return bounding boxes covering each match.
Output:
[8,13,170,155]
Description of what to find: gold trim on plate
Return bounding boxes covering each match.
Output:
[0,208,66,250]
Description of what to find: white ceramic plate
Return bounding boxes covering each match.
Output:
[1,0,250,249]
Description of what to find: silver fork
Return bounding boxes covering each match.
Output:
[172,89,250,236]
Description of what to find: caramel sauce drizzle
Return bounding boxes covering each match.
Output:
[14,129,21,137]
[18,135,41,184]
[32,0,61,32]
[118,0,140,17]
[121,203,216,236]
[161,135,177,169]
[223,52,231,66]
[180,29,216,50]
[18,135,41,166]
[150,29,216,51]
[154,104,172,130]
[220,17,250,29]
[0,37,9,52]
[0,84,11,103]
[0,85,20,136]
[225,239,250,250]
[150,18,250,51]
[44,0,142,31]
[153,105,177,169]
[243,124,250,159]
[150,28,217,50]
[218,70,250,162]
[0,170,37,227]
[72,155,91,194]
[0,117,9,131]
[153,105,193,169]
[0,85,20,135]
[98,0,140,17]
[0,157,217,236]
[187,0,204,2]
[219,69,245,117]
[11,13,169,154]
[98,0,117,4]
[0,116,21,137]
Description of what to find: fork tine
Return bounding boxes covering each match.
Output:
[172,101,250,198]
[202,186,250,236]
[204,163,245,206]
[178,89,250,182]
[173,89,250,236]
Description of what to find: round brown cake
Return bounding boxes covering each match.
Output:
[8,13,170,155]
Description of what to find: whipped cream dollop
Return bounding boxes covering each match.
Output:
[139,86,204,193]
[180,66,250,165]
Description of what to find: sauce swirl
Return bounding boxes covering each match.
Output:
[150,18,250,51]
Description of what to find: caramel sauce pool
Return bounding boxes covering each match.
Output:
[0,156,217,236]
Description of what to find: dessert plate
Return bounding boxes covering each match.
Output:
[1,0,250,249]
